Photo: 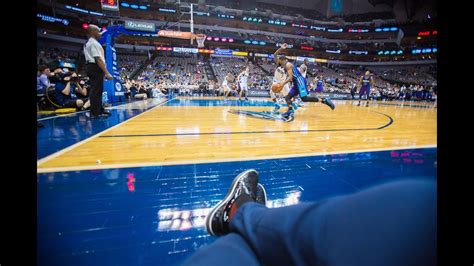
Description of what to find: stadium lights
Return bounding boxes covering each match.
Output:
[218,14,234,19]
[206,36,234,43]
[156,47,172,51]
[349,50,368,55]
[310,26,326,31]
[348,29,369,33]
[292,23,308,29]
[276,43,293,48]
[159,8,176,13]
[268,20,286,26]
[244,40,266,46]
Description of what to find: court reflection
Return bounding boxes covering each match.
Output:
[156,190,302,232]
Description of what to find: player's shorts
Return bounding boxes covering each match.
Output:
[315,86,324,93]
[288,81,309,98]
[239,83,248,91]
[359,86,370,96]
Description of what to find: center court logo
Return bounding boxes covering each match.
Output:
[228,110,294,122]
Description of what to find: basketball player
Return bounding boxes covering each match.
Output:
[237,67,250,101]
[273,43,335,117]
[270,63,291,113]
[315,75,325,93]
[294,59,309,107]
[357,71,374,107]
[222,73,235,98]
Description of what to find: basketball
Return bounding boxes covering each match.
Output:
[271,83,283,93]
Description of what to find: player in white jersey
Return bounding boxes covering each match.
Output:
[299,59,308,78]
[237,67,250,101]
[270,65,291,112]
[222,73,235,98]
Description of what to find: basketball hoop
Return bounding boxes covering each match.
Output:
[195,34,206,48]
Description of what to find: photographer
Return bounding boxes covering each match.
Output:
[54,71,90,110]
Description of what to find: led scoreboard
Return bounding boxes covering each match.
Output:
[101,0,120,11]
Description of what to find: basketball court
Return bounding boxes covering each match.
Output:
[37,97,436,265]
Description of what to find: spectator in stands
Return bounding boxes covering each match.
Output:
[130,80,148,100]
[54,72,90,110]
[37,51,49,66]
[37,65,52,94]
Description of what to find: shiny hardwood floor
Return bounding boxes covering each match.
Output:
[37,98,437,172]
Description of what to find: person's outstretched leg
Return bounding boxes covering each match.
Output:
[185,170,268,266]
[230,179,436,266]
[182,233,260,266]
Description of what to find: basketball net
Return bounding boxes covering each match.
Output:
[195,34,206,48]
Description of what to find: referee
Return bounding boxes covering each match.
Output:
[83,24,113,118]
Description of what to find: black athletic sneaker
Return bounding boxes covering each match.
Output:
[205,169,259,236]
[322,98,336,110]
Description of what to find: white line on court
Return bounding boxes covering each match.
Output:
[37,98,174,166]
[37,144,437,173]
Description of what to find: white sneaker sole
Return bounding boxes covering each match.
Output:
[257,183,267,206]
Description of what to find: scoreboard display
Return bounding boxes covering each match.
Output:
[101,0,120,11]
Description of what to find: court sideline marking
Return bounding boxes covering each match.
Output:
[37,98,174,166]
[37,145,437,173]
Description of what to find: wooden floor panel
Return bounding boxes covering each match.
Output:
[37,99,436,172]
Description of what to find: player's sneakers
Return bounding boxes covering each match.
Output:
[205,169,259,236]
[291,102,299,110]
[273,103,281,113]
[366,102,369,107]
[322,98,335,110]
[282,109,295,117]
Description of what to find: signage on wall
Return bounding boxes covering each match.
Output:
[124,21,156,32]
